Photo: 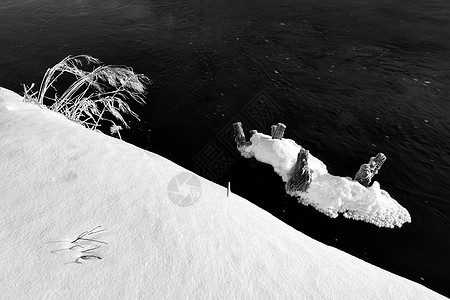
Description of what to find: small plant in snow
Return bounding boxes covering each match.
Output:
[23,55,151,138]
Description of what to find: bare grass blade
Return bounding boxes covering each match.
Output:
[71,225,108,245]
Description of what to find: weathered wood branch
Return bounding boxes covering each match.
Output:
[354,153,387,187]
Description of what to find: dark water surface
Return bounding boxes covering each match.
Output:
[1,0,449,296]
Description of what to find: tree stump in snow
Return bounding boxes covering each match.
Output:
[232,122,251,148]
[271,125,277,137]
[354,153,387,187]
[286,148,312,193]
[233,122,247,148]
[271,123,286,139]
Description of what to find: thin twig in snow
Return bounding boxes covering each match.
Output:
[70,226,108,245]
[81,245,101,253]
[51,244,85,254]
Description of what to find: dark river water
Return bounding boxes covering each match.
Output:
[1,0,449,296]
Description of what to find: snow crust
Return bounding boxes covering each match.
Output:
[0,87,442,299]
[244,132,411,228]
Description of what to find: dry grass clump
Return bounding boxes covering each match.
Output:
[23,55,151,138]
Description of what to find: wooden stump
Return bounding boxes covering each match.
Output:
[232,122,251,148]
[286,148,312,193]
[271,125,277,137]
[271,123,286,139]
[354,153,387,187]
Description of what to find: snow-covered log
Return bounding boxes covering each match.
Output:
[232,122,411,228]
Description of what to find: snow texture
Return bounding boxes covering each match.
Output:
[243,132,411,228]
[0,87,442,299]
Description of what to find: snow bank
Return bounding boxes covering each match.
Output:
[0,87,442,299]
[244,132,411,228]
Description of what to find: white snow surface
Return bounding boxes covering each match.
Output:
[0,87,443,299]
[245,133,411,228]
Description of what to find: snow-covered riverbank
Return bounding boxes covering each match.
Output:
[0,87,445,299]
